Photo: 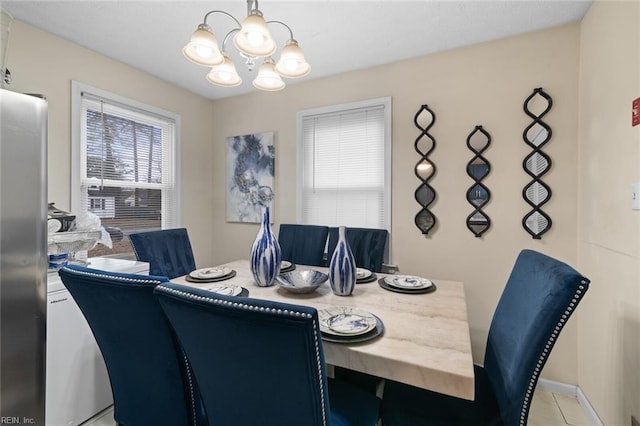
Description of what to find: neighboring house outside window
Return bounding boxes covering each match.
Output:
[71,82,180,258]
[296,97,392,251]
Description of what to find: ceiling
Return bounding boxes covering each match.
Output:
[2,1,592,100]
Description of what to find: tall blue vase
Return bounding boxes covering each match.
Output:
[329,226,356,296]
[250,206,281,287]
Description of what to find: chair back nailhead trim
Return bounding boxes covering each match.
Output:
[518,280,588,425]
[156,285,328,426]
[60,267,166,286]
[60,268,201,425]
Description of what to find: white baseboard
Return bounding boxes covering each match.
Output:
[537,377,578,396]
[576,386,604,426]
[536,378,603,426]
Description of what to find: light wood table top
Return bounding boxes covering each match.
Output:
[173,259,475,400]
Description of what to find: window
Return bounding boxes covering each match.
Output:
[71,82,180,257]
[296,97,391,231]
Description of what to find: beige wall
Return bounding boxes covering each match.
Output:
[6,21,218,266]
[210,24,582,383]
[578,1,640,424]
[7,13,599,401]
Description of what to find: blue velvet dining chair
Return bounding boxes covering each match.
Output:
[327,227,388,273]
[380,249,590,426]
[155,282,381,426]
[278,224,329,266]
[57,265,206,426]
[129,227,196,279]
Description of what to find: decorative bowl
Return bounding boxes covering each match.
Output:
[276,269,329,294]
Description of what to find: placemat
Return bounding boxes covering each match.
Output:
[321,314,384,344]
[356,273,378,284]
[185,270,237,283]
[377,277,437,294]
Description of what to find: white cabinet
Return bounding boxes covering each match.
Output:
[46,258,149,426]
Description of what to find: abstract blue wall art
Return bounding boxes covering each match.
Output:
[226,132,275,223]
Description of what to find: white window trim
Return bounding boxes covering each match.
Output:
[295,97,392,231]
[70,81,182,226]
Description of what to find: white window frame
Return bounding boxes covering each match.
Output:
[295,97,392,231]
[71,81,181,248]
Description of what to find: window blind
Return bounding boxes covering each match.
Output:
[76,89,178,256]
[298,99,390,230]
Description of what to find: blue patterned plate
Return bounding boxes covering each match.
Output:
[204,284,242,297]
[384,275,433,290]
[280,261,296,273]
[319,306,377,336]
[356,268,372,280]
[191,266,232,279]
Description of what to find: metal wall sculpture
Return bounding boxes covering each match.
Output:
[522,88,553,239]
[465,126,491,237]
[413,104,436,235]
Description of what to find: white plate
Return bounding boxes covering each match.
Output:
[356,268,372,279]
[191,266,232,279]
[318,307,377,336]
[281,260,292,269]
[384,275,433,290]
[205,284,242,297]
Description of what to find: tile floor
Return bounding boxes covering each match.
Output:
[529,389,592,426]
[81,388,593,426]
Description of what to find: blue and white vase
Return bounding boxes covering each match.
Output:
[250,206,281,287]
[329,226,356,296]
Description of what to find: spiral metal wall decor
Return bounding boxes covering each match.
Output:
[413,104,436,235]
[465,126,491,237]
[522,87,553,239]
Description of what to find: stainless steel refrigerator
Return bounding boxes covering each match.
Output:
[0,88,48,425]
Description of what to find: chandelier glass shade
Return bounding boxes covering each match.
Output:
[183,0,310,91]
[206,53,242,87]
[233,11,276,58]
[253,58,285,91]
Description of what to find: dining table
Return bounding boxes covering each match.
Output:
[172,259,475,401]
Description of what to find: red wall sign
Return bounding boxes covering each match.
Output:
[633,97,640,127]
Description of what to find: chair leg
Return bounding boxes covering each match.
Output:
[326,364,335,378]
[376,379,386,399]
[334,366,383,395]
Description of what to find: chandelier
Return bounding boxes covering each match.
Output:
[183,0,310,91]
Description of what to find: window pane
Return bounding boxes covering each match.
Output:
[85,110,164,185]
[73,86,178,258]
[298,98,391,231]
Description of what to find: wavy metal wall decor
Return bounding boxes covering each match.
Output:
[522,87,553,239]
[413,104,436,235]
[465,126,491,237]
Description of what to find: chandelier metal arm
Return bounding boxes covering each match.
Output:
[184,0,309,91]
[202,10,242,29]
[219,28,257,71]
[266,20,295,41]
[247,0,260,15]
[220,28,241,53]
